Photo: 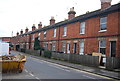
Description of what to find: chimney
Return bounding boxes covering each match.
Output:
[25,27,29,33]
[50,16,55,25]
[20,29,23,34]
[32,24,36,31]
[100,0,112,9]
[38,22,42,29]
[16,32,19,36]
[68,7,76,19]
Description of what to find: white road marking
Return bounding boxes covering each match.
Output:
[29,73,34,77]
[31,58,43,64]
[25,69,28,73]
[48,64,70,72]
[83,75,95,79]
[35,77,40,79]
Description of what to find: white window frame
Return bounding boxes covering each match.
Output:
[80,22,85,34]
[99,17,107,32]
[53,28,56,37]
[79,41,84,55]
[63,26,67,36]
[99,40,106,55]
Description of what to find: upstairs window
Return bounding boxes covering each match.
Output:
[63,26,67,36]
[44,31,46,39]
[80,22,85,34]
[53,28,56,37]
[100,17,107,31]
[38,33,41,40]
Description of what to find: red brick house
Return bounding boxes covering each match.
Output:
[11,0,120,57]
[0,37,11,43]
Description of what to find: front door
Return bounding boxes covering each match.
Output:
[73,43,77,53]
[110,41,116,57]
[67,43,70,53]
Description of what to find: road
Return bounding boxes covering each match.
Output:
[2,51,115,81]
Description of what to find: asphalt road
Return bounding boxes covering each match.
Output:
[2,51,115,81]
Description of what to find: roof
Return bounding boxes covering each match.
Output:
[19,3,120,36]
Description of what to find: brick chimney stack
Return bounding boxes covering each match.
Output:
[50,16,55,25]
[16,32,19,36]
[68,7,76,19]
[20,29,23,34]
[25,27,29,33]
[32,24,36,31]
[38,22,42,29]
[100,0,112,9]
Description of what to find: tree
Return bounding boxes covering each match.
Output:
[34,37,40,50]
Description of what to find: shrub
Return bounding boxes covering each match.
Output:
[44,50,52,58]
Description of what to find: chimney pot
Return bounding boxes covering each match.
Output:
[16,32,19,36]
[25,27,29,33]
[68,7,76,19]
[50,16,55,25]
[38,22,42,29]
[100,0,112,9]
[32,24,36,31]
[20,29,23,34]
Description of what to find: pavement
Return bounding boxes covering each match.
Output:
[12,51,120,80]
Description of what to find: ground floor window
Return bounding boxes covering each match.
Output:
[79,41,84,55]
[32,43,34,49]
[43,43,48,50]
[52,43,56,51]
[99,40,106,55]
[62,42,66,53]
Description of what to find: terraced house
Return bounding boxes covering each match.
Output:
[11,0,120,58]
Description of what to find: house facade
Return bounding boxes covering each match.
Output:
[11,0,120,57]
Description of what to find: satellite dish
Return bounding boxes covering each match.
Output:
[100,0,112,2]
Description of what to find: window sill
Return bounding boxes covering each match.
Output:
[80,33,85,35]
[99,30,107,33]
[63,35,67,37]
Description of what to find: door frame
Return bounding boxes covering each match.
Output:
[110,41,116,57]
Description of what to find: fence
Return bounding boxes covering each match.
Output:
[52,52,99,67]
[18,49,120,70]
[106,57,120,70]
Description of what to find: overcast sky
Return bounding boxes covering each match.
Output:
[0,0,119,37]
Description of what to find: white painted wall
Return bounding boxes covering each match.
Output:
[0,42,9,56]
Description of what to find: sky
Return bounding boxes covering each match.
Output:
[0,0,119,37]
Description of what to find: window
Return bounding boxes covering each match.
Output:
[52,43,56,51]
[44,31,46,39]
[80,22,85,34]
[63,26,67,36]
[79,41,84,55]
[100,17,107,31]
[53,29,56,37]
[44,43,48,50]
[32,43,34,49]
[62,42,66,53]
[32,34,34,40]
[99,40,106,55]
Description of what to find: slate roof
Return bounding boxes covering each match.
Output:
[18,3,120,37]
